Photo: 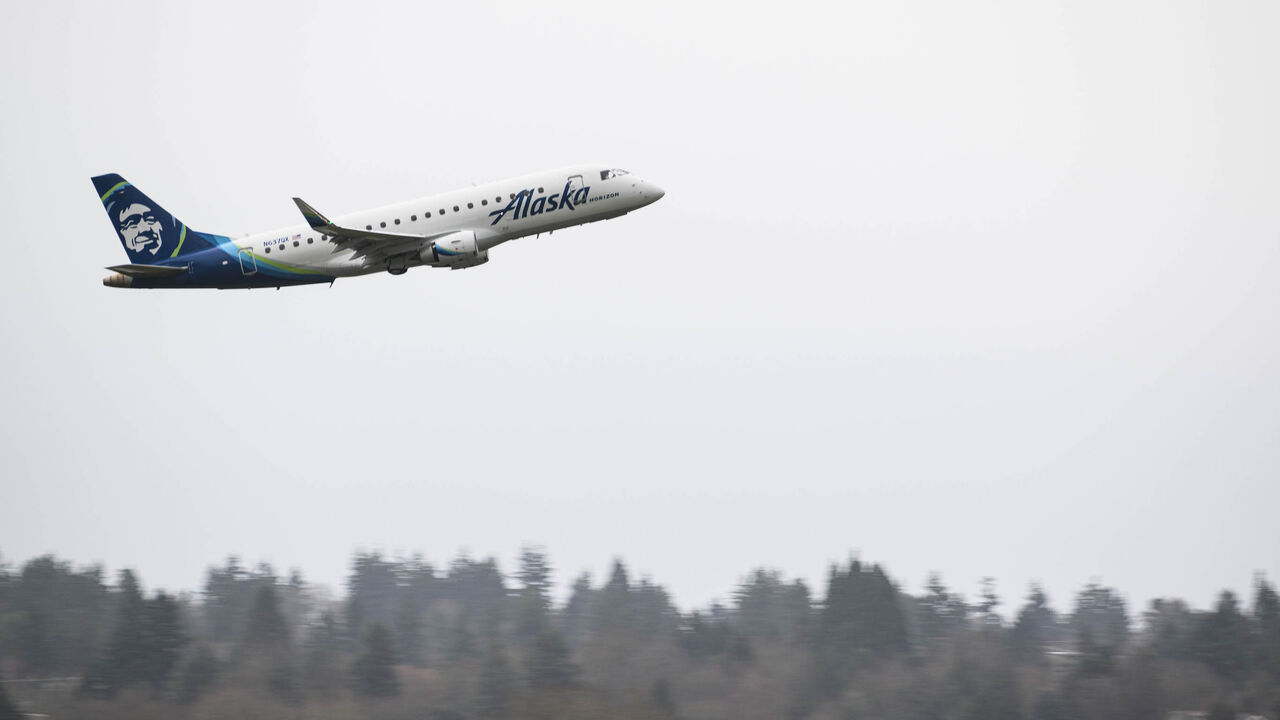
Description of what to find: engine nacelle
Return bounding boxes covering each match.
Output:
[421,230,489,269]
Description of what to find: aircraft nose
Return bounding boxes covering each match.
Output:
[646,182,665,202]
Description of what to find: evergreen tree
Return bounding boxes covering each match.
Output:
[176,644,219,705]
[276,569,310,650]
[80,571,187,696]
[863,563,910,655]
[561,572,597,648]
[733,569,812,642]
[14,556,108,676]
[596,560,633,635]
[1192,590,1252,680]
[916,573,969,647]
[516,547,553,639]
[977,577,1002,628]
[1070,583,1129,654]
[302,611,346,699]
[632,578,678,637]
[815,560,908,696]
[396,555,438,665]
[393,593,425,665]
[678,608,734,659]
[352,623,400,697]
[140,591,187,689]
[95,569,148,692]
[527,630,577,690]
[239,585,298,703]
[1011,584,1057,658]
[447,609,478,661]
[784,578,815,642]
[1252,575,1280,680]
[475,642,514,719]
[203,557,276,644]
[347,552,400,643]
[1074,626,1115,676]
[15,606,51,677]
[241,584,291,655]
[445,555,507,642]
[1143,598,1195,661]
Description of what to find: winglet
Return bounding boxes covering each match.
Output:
[293,197,332,230]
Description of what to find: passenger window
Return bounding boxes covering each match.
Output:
[366,225,372,230]
[307,237,314,244]
[482,199,488,206]
[264,247,271,254]
[394,218,401,225]
[453,205,459,212]
[467,202,473,209]
[440,208,446,214]
[538,187,544,193]
[380,222,386,228]
[293,240,299,247]
[496,196,502,202]
[411,215,417,221]
[426,212,431,218]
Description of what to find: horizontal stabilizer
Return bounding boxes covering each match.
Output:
[105,263,188,278]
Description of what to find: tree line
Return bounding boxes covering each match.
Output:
[0,550,1276,720]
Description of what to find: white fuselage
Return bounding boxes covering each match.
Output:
[244,164,663,277]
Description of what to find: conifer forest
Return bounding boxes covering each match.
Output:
[0,550,1277,720]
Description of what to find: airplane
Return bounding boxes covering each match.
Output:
[93,165,664,289]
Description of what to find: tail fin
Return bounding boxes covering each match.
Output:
[92,174,215,263]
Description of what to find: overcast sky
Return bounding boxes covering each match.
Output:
[1,1,1277,616]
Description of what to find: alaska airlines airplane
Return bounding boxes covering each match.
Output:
[93,165,664,289]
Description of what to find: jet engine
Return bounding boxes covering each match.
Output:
[421,230,488,269]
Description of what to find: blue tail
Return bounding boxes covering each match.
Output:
[92,174,217,263]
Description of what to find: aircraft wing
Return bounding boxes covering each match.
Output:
[292,197,453,263]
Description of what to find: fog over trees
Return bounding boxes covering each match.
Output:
[0,550,1277,719]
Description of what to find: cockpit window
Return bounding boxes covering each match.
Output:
[600,168,630,181]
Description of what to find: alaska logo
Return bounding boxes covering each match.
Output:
[488,182,590,226]
[97,178,189,259]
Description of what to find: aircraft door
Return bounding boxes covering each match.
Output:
[567,174,585,193]
[238,248,258,275]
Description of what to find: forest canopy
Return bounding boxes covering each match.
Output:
[0,550,1276,720]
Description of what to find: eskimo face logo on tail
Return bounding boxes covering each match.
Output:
[102,183,180,258]
[488,182,590,226]
[116,202,164,255]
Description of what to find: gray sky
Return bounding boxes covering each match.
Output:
[2,1,1277,616]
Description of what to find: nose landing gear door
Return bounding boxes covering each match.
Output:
[238,248,258,276]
